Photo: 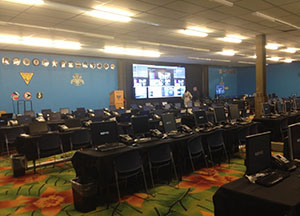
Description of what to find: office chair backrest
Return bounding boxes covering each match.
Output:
[114,150,142,173]
[187,137,204,155]
[148,144,171,164]
[206,131,224,147]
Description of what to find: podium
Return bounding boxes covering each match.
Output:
[109,90,124,109]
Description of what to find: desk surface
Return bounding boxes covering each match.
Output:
[213,168,300,216]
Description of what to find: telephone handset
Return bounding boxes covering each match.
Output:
[150,129,163,138]
[272,154,296,171]
[58,125,69,131]
[119,134,133,144]
[180,125,192,133]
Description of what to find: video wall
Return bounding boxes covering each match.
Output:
[133,64,186,99]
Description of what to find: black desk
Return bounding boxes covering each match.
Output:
[213,168,300,216]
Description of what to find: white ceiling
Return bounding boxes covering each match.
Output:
[1,0,300,66]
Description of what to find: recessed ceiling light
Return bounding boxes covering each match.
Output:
[267,56,280,61]
[179,29,208,37]
[218,34,246,43]
[87,6,133,22]
[238,61,256,65]
[265,43,282,50]
[102,46,161,57]
[217,49,236,56]
[282,58,293,63]
[187,26,213,33]
[0,34,81,50]
[4,0,44,5]
[280,48,299,53]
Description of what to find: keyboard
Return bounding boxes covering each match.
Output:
[134,137,152,143]
[256,170,290,187]
[97,143,127,152]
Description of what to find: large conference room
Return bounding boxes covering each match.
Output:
[1,0,300,215]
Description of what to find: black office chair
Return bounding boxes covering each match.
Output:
[37,132,64,162]
[206,130,229,165]
[280,118,289,141]
[148,143,178,188]
[70,129,91,150]
[2,126,25,155]
[113,150,148,201]
[238,126,250,147]
[187,137,208,172]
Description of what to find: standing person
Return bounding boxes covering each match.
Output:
[182,90,193,108]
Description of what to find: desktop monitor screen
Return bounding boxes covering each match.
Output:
[263,103,271,115]
[295,99,300,110]
[131,115,149,135]
[109,105,116,111]
[29,122,48,135]
[214,107,226,123]
[276,102,284,113]
[245,131,272,175]
[175,103,181,109]
[74,110,86,119]
[117,109,126,115]
[0,118,7,126]
[161,113,177,133]
[216,85,225,95]
[285,101,291,113]
[288,123,300,160]
[60,108,70,115]
[1,113,13,120]
[164,104,171,110]
[194,110,208,126]
[192,107,200,112]
[143,106,151,111]
[76,107,86,113]
[24,111,35,118]
[90,121,118,145]
[17,115,32,124]
[131,104,138,109]
[65,119,81,128]
[229,104,240,120]
[133,64,186,99]
[49,112,61,121]
[119,113,132,122]
[94,109,105,117]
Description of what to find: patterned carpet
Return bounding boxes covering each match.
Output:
[0,153,245,216]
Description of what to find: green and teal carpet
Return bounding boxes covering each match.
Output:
[0,153,246,216]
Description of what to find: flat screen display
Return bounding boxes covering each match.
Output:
[133,64,186,99]
[216,84,225,95]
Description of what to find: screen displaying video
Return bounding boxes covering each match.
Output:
[216,84,225,95]
[133,64,186,99]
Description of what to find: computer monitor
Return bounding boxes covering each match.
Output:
[41,109,52,118]
[65,119,81,128]
[74,110,86,119]
[17,115,32,125]
[263,103,271,115]
[0,118,7,126]
[276,101,284,114]
[49,112,61,121]
[60,108,70,115]
[143,106,151,111]
[90,121,119,145]
[117,109,126,115]
[214,107,226,123]
[245,131,272,175]
[287,123,300,160]
[175,103,181,109]
[285,101,291,113]
[119,113,132,122]
[131,115,149,136]
[194,110,208,126]
[76,107,86,113]
[164,104,171,110]
[192,107,200,112]
[109,105,116,111]
[94,109,105,117]
[1,113,13,120]
[161,113,177,133]
[229,104,240,121]
[295,98,300,110]
[29,122,48,135]
[187,101,193,108]
[24,110,35,118]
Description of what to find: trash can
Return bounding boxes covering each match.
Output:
[11,154,27,177]
[71,178,97,212]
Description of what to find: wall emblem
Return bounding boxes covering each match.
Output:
[36,92,43,99]
[20,72,34,85]
[24,91,32,100]
[71,74,84,86]
[10,91,20,101]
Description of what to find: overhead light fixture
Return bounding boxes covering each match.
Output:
[267,56,280,62]
[238,61,256,65]
[217,49,236,56]
[265,43,282,50]
[102,46,161,57]
[218,34,246,43]
[210,0,234,7]
[280,48,299,53]
[4,0,44,5]
[0,34,81,50]
[179,29,208,37]
[137,41,210,52]
[187,26,213,33]
[87,6,133,22]
[282,58,294,63]
[188,57,231,62]
[253,12,300,30]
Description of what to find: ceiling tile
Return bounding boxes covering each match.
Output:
[146,7,188,19]
[236,0,274,11]
[214,5,252,16]
[164,1,206,13]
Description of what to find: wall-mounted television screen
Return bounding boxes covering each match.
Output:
[216,84,225,95]
[133,64,186,99]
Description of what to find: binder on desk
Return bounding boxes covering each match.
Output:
[109,90,124,109]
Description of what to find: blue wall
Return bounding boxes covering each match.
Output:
[236,66,256,96]
[0,51,118,113]
[208,66,237,98]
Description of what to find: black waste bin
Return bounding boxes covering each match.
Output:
[71,178,97,212]
[11,154,26,177]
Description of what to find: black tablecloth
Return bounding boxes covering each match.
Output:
[213,168,300,216]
